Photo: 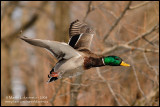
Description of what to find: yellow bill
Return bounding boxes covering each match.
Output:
[120,61,130,67]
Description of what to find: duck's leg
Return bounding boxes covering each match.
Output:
[47,67,59,83]
[48,67,55,78]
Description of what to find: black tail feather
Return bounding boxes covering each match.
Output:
[50,67,55,74]
[47,77,58,83]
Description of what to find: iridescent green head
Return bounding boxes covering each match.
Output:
[102,56,130,66]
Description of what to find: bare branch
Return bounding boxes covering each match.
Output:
[103,1,132,41]
[124,45,159,53]
[132,86,159,106]
[99,44,159,55]
[129,1,151,10]
[50,80,63,106]
[83,1,93,22]
[1,1,48,47]
[143,34,159,48]
[130,55,146,99]
[142,37,157,47]
[63,79,89,87]
[116,93,130,106]
[69,75,82,106]
[99,24,159,55]
[143,52,159,85]
[127,24,159,45]
[96,68,121,106]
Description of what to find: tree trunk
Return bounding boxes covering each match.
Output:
[54,1,70,42]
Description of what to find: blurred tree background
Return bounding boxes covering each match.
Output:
[1,1,159,106]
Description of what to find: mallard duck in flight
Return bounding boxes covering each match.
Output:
[20,19,130,83]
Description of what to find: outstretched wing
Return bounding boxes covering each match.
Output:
[20,36,80,60]
[68,19,95,50]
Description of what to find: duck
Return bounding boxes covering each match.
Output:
[20,19,130,83]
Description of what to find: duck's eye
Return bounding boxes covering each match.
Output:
[115,58,119,60]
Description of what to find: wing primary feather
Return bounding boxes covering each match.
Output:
[69,19,86,37]
[68,20,95,50]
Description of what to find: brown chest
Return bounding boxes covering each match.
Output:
[83,57,105,69]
